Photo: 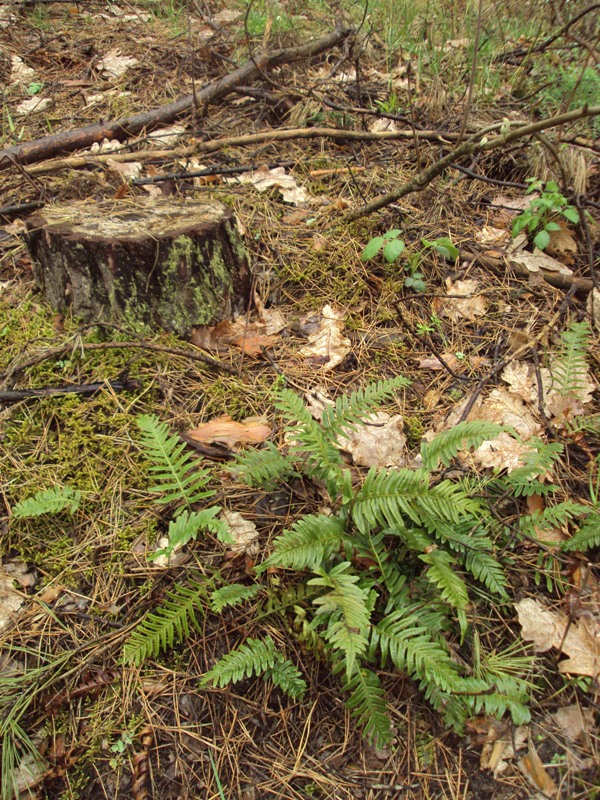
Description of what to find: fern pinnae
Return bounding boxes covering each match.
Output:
[264,658,306,698]
[550,320,591,397]
[258,514,346,572]
[419,550,469,610]
[12,486,82,518]
[232,441,298,489]
[342,667,393,747]
[199,636,277,688]
[561,511,600,551]
[123,579,208,665]
[210,583,262,613]
[137,414,214,508]
[420,420,507,471]
[321,376,411,439]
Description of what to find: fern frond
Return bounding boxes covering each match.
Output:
[264,658,306,698]
[150,508,229,561]
[565,413,600,435]
[12,486,81,518]
[275,389,343,493]
[321,376,411,439]
[137,414,214,508]
[199,636,277,687]
[231,441,298,489]
[342,667,393,747]
[419,550,469,610]
[210,583,262,613]
[258,514,345,572]
[421,420,507,470]
[519,500,588,539]
[123,579,208,664]
[309,562,371,676]
[562,512,600,551]
[372,610,461,692]
[550,321,591,397]
[501,439,563,496]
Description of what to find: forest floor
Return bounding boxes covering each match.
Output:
[1,1,599,799]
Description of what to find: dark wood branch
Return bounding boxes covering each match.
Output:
[0,22,352,171]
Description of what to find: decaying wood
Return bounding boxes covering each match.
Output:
[25,199,250,337]
[0,22,352,171]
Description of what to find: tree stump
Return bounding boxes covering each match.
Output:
[25,199,251,338]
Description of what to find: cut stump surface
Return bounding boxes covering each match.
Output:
[25,199,250,337]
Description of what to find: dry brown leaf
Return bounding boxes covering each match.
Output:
[417,352,491,371]
[475,225,510,245]
[545,220,577,264]
[298,304,351,370]
[106,159,142,180]
[552,704,595,744]
[518,741,558,798]
[191,318,278,357]
[587,287,600,332]
[509,248,573,276]
[96,49,139,79]
[527,494,567,543]
[340,412,407,468]
[434,278,488,322]
[187,415,271,448]
[226,165,311,205]
[16,96,51,115]
[0,567,25,632]
[221,510,259,555]
[515,597,600,678]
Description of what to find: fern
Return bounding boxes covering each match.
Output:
[200,636,304,698]
[309,563,371,676]
[550,321,590,397]
[561,511,600,551]
[137,414,215,509]
[258,514,346,572]
[321,376,411,439]
[501,439,563,496]
[123,578,208,665]
[12,486,81,518]
[519,500,589,540]
[232,441,298,488]
[210,583,262,613]
[151,508,231,561]
[421,420,507,470]
[342,667,392,747]
[419,550,469,610]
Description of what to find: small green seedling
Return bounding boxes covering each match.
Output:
[361,230,458,293]
[511,179,580,251]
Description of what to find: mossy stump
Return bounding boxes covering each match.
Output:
[25,199,251,337]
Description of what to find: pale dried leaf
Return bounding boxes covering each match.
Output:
[298,304,351,370]
[226,165,311,205]
[0,568,25,632]
[518,742,558,798]
[474,431,533,472]
[10,55,34,83]
[369,118,399,133]
[545,220,577,264]
[552,704,594,744]
[221,510,259,555]
[586,287,600,332]
[147,124,186,145]
[509,249,573,276]
[187,415,271,447]
[16,96,51,115]
[475,225,510,245]
[516,598,600,678]
[107,159,142,179]
[435,278,488,322]
[340,412,407,468]
[96,49,139,79]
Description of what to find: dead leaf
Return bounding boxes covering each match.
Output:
[96,49,139,79]
[10,55,34,84]
[552,704,594,745]
[16,96,51,115]
[0,566,25,632]
[106,159,142,180]
[340,412,407,468]
[226,165,311,205]
[221,510,259,555]
[587,287,600,332]
[434,279,488,322]
[417,353,490,371]
[298,304,351,370]
[509,248,573,277]
[545,220,577,264]
[518,741,558,798]
[187,415,271,448]
[475,225,510,245]
[191,318,278,357]
[515,597,600,678]
[253,292,287,335]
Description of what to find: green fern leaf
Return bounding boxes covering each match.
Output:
[501,439,563,496]
[150,507,230,561]
[342,667,393,747]
[232,441,298,488]
[562,512,600,551]
[550,321,591,397]
[421,420,507,470]
[321,376,411,439]
[275,389,343,494]
[199,636,277,687]
[137,414,215,508]
[258,514,345,572]
[210,583,262,613]
[420,549,469,610]
[123,579,208,665]
[309,562,371,676]
[12,486,81,518]
[519,500,588,540]
[373,610,461,693]
[264,658,306,698]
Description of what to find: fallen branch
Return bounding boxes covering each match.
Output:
[0,22,352,171]
[343,105,600,223]
[24,125,459,176]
